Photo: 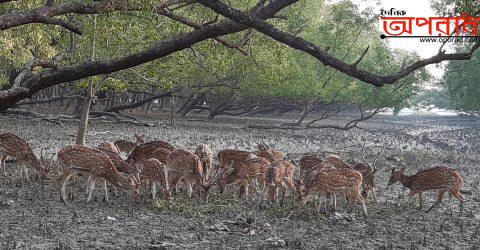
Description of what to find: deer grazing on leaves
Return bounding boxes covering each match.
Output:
[114,133,146,156]
[388,165,464,213]
[0,133,52,181]
[57,145,140,203]
[298,167,367,216]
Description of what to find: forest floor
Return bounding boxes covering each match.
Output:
[0,113,480,249]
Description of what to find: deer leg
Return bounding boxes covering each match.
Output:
[426,189,447,213]
[103,181,109,202]
[0,154,6,176]
[418,192,423,209]
[371,187,377,204]
[185,180,193,198]
[450,189,464,214]
[22,165,29,180]
[280,186,287,206]
[244,181,250,200]
[318,194,327,214]
[60,172,73,203]
[86,175,97,202]
[151,182,157,200]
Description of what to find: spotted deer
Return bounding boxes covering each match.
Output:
[265,160,297,203]
[388,166,464,213]
[114,134,146,156]
[299,168,367,216]
[134,158,171,200]
[195,144,213,177]
[0,133,52,180]
[165,149,203,198]
[97,142,121,155]
[322,154,350,169]
[57,145,140,203]
[126,140,174,164]
[217,157,271,199]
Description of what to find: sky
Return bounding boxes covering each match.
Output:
[350,0,448,78]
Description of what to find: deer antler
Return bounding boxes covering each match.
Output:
[360,141,387,172]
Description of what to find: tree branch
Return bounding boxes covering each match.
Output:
[197,0,480,87]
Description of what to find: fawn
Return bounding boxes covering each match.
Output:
[97,142,121,155]
[114,133,146,156]
[298,168,367,216]
[388,166,464,213]
[57,145,140,203]
[165,148,203,198]
[0,133,52,180]
[217,157,271,199]
[126,140,174,164]
[265,160,297,204]
[134,158,171,200]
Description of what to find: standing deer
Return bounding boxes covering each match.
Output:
[298,168,367,216]
[126,140,174,164]
[165,149,203,198]
[57,145,140,203]
[114,133,146,156]
[353,142,386,202]
[134,158,171,200]
[387,166,464,213]
[0,133,51,180]
[265,160,296,204]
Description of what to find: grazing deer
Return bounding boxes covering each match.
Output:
[114,133,146,156]
[265,160,297,204]
[134,158,171,200]
[195,144,213,177]
[0,133,52,180]
[165,149,203,198]
[57,145,140,203]
[255,142,285,162]
[387,166,464,213]
[126,140,174,164]
[217,157,271,199]
[298,168,367,216]
[97,142,121,155]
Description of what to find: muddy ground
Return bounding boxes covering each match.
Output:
[0,114,480,249]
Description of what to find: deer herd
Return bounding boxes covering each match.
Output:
[0,132,465,217]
